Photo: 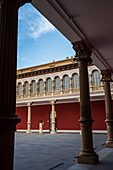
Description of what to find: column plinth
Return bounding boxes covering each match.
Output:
[101,70,113,148]
[72,40,99,164]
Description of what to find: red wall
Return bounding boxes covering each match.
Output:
[31,105,51,130]
[56,103,80,130]
[16,106,27,129]
[16,100,108,131]
[91,101,106,130]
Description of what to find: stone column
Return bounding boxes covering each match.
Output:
[72,41,99,164]
[22,84,24,98]
[89,74,92,91]
[70,77,72,93]
[26,102,32,134]
[101,70,113,147]
[60,79,63,94]
[44,81,46,96]
[29,83,31,98]
[52,79,54,95]
[50,100,56,134]
[36,82,38,97]
[0,0,31,169]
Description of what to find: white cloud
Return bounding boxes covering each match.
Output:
[18,4,55,40]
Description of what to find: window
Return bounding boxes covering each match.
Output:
[72,73,79,88]
[31,80,36,94]
[92,70,101,86]
[46,78,52,92]
[17,82,22,95]
[24,81,29,94]
[54,76,61,91]
[63,75,70,90]
[38,79,44,93]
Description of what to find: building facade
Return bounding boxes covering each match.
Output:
[16,57,113,133]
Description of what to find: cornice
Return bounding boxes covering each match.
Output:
[17,62,94,80]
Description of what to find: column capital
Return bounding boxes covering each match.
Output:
[72,40,92,64]
[49,100,56,104]
[27,102,32,106]
[101,70,112,82]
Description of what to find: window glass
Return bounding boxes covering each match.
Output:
[54,77,61,91]
[38,79,44,93]
[24,82,29,94]
[17,82,22,95]
[46,78,52,92]
[72,73,79,88]
[92,70,101,86]
[31,80,36,94]
[63,75,70,90]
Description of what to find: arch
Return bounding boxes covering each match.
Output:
[54,76,61,91]
[17,82,22,95]
[92,70,101,86]
[46,78,52,92]
[63,75,70,90]
[38,79,44,93]
[72,73,79,89]
[24,81,29,95]
[31,80,36,94]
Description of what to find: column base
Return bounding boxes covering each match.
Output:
[26,130,32,134]
[50,131,57,134]
[106,141,113,148]
[77,154,99,164]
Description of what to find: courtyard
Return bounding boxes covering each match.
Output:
[14,133,107,170]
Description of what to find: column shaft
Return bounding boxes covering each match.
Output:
[101,70,113,147]
[0,0,21,169]
[26,102,32,133]
[72,41,99,164]
[50,100,56,134]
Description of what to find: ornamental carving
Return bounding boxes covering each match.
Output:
[101,70,112,82]
[72,41,92,63]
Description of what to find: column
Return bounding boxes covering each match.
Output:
[0,0,31,169]
[52,79,54,95]
[29,83,31,98]
[101,70,113,147]
[26,102,32,134]
[70,77,72,93]
[36,82,38,97]
[60,79,63,94]
[72,40,99,164]
[44,81,46,96]
[22,84,24,98]
[50,100,56,134]
[89,74,92,91]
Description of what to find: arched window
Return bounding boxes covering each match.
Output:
[17,82,22,95]
[92,70,101,86]
[46,78,52,92]
[31,80,36,94]
[72,73,79,88]
[38,79,44,93]
[54,76,61,91]
[24,81,29,94]
[63,75,70,90]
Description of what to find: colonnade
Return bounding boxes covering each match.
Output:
[0,0,113,168]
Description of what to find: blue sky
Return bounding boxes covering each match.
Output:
[17,3,75,70]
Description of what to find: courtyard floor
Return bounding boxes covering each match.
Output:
[14,133,113,170]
